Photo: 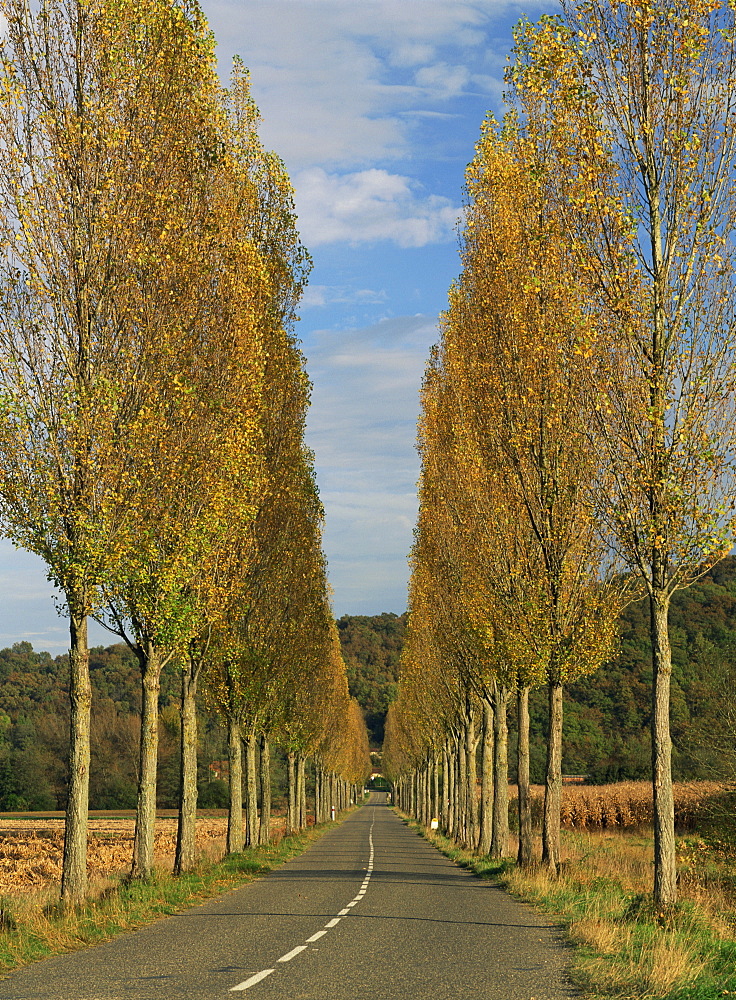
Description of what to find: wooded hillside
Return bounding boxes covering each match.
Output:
[337,561,736,781]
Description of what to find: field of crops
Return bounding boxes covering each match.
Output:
[0,813,284,895]
[520,780,730,830]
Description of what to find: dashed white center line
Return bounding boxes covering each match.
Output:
[230,968,275,991]
[278,945,307,963]
[231,808,378,991]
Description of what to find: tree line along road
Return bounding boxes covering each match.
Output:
[0,793,578,999]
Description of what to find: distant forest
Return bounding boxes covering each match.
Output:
[0,558,735,810]
[336,559,736,783]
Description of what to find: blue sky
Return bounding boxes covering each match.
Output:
[0,0,554,654]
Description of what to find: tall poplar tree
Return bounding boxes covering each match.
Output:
[515,1,736,907]
[0,0,219,901]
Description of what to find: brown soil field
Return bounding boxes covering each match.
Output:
[0,812,287,895]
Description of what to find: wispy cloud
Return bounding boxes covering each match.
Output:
[304,315,439,613]
[295,168,462,248]
[205,0,512,169]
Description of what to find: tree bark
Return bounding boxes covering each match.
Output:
[441,746,449,829]
[131,638,161,879]
[479,696,494,855]
[542,680,563,875]
[457,733,467,846]
[651,589,676,909]
[491,683,509,859]
[297,753,306,830]
[244,731,258,847]
[226,715,243,854]
[259,734,271,845]
[517,685,533,868]
[174,657,199,875]
[286,752,296,834]
[447,742,456,838]
[61,610,91,902]
[465,704,478,849]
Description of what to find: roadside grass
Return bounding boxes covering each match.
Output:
[0,813,353,977]
[400,812,736,1000]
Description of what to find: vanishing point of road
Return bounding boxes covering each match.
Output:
[0,793,577,999]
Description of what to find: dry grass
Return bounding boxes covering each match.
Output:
[406,794,736,999]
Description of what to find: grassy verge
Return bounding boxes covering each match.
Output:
[0,813,353,977]
[399,812,736,1000]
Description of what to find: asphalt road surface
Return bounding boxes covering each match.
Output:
[0,793,578,999]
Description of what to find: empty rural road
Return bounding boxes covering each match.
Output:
[0,793,577,999]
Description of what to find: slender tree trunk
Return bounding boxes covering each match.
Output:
[259,734,271,845]
[244,732,258,847]
[286,752,296,834]
[316,764,323,823]
[297,754,306,830]
[517,685,533,868]
[651,590,676,909]
[458,732,467,846]
[226,714,243,855]
[447,743,456,837]
[465,704,478,849]
[432,755,439,823]
[479,696,494,856]
[441,746,449,829]
[542,679,563,875]
[131,638,160,879]
[61,609,91,902]
[491,683,509,859]
[174,658,199,875]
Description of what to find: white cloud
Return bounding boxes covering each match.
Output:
[202,0,518,168]
[301,285,388,309]
[295,167,462,247]
[415,62,472,98]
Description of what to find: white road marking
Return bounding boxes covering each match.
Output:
[230,807,380,992]
[230,969,275,991]
[278,945,308,963]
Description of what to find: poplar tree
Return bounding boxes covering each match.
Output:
[515,1,736,908]
[0,0,222,900]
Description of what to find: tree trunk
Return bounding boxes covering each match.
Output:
[441,747,449,828]
[297,753,306,830]
[259,734,271,845]
[447,742,456,837]
[651,589,676,909]
[465,705,478,849]
[61,610,91,902]
[542,680,563,875]
[491,683,509,859]
[244,731,258,847]
[457,734,467,846]
[286,752,296,834]
[479,696,494,856]
[432,755,439,823]
[315,764,323,823]
[131,638,161,879]
[174,658,199,875]
[226,715,243,854]
[517,685,533,868]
